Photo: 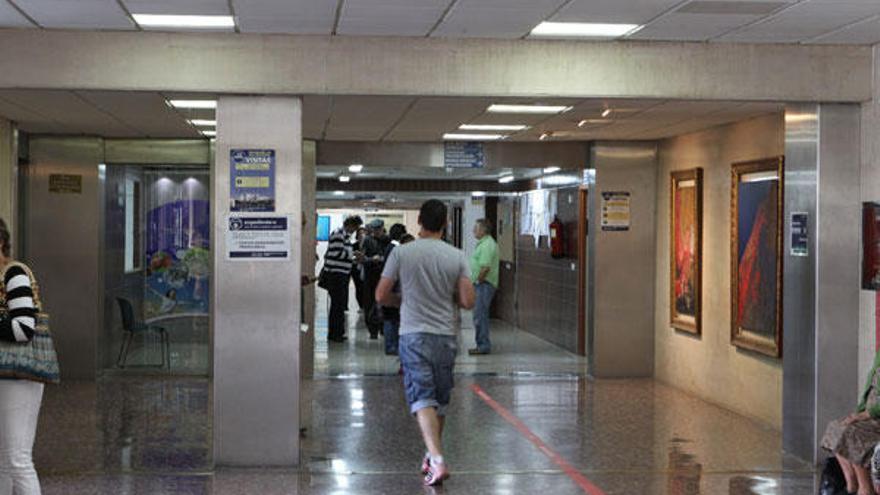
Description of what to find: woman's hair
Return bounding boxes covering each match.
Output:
[0,218,9,258]
[389,223,407,241]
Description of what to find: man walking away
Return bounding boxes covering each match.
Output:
[380,223,407,355]
[376,200,475,486]
[324,215,362,343]
[360,219,387,339]
[468,219,500,355]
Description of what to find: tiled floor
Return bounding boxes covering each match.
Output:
[32,300,816,494]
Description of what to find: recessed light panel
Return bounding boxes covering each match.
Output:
[443,133,505,141]
[459,124,529,131]
[189,119,217,127]
[487,104,571,115]
[530,22,642,38]
[169,100,217,109]
[133,14,235,29]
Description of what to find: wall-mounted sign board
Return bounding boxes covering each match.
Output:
[226,215,291,260]
[601,191,631,231]
[49,174,82,194]
[230,149,276,212]
[444,142,485,169]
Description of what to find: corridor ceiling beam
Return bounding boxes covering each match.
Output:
[0,30,871,102]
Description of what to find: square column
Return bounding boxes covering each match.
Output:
[213,96,302,466]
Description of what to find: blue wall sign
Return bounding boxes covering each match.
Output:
[444,142,485,169]
[790,212,809,257]
[230,149,276,212]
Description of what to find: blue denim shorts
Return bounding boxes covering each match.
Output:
[399,333,458,417]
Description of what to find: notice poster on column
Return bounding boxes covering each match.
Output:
[226,215,291,260]
[230,149,276,212]
[601,191,631,231]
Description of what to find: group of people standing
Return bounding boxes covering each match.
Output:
[321,208,500,358]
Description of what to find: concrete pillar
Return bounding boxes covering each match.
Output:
[300,139,316,434]
[213,96,302,466]
[783,104,861,463]
[589,142,658,378]
[0,118,14,247]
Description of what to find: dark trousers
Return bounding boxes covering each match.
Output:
[363,272,383,336]
[327,272,350,340]
[351,271,366,310]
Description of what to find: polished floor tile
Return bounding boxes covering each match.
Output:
[33,296,814,494]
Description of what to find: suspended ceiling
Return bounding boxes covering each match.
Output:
[0,0,878,44]
[0,89,782,142]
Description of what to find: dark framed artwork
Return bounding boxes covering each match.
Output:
[670,168,703,334]
[730,157,784,358]
[862,202,880,290]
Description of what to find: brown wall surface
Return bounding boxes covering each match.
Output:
[654,113,784,429]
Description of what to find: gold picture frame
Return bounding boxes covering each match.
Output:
[670,168,703,334]
[730,157,784,358]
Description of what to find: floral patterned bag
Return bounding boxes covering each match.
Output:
[0,262,61,384]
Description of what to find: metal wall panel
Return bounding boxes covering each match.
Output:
[213,96,302,466]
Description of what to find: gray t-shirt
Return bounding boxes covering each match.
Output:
[381,238,471,336]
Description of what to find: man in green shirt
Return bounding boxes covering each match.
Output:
[469,219,500,355]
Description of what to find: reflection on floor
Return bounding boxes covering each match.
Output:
[36,295,816,494]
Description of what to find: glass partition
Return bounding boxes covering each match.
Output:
[102,165,211,375]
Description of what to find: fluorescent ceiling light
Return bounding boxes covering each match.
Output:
[189,119,216,127]
[333,190,345,196]
[539,132,552,141]
[133,14,235,29]
[339,175,351,183]
[201,130,216,137]
[601,108,613,118]
[544,166,561,174]
[530,22,642,38]
[459,124,529,131]
[487,104,571,115]
[443,133,505,141]
[472,191,486,197]
[498,175,515,184]
[348,164,364,173]
[169,100,217,109]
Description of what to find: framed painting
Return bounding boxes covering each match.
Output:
[670,168,703,334]
[730,157,784,358]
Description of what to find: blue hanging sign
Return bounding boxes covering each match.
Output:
[444,142,485,169]
[230,149,276,212]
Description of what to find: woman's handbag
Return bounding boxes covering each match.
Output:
[0,262,61,384]
[317,267,332,290]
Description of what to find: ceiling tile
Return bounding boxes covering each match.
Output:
[234,0,336,34]
[431,0,566,38]
[15,0,134,29]
[337,0,448,36]
[0,1,34,27]
[0,90,140,136]
[717,1,880,42]
[810,16,880,45]
[303,95,332,139]
[324,95,415,141]
[632,13,760,41]
[122,0,230,15]
[553,0,684,24]
[76,91,201,138]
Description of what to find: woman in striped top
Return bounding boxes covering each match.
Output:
[323,215,362,342]
[0,217,43,495]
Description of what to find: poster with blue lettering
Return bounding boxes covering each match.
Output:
[731,157,784,358]
[230,149,275,212]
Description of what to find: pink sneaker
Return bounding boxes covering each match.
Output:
[421,453,431,475]
[424,461,450,486]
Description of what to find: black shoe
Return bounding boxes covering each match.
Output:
[328,336,345,343]
[369,333,379,340]
[385,350,398,356]
[468,348,489,355]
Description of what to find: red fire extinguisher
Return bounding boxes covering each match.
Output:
[549,216,565,258]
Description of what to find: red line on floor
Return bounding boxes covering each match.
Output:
[470,384,607,495]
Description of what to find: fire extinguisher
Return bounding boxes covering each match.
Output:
[550,216,565,258]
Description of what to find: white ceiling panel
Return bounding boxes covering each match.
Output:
[386,97,489,134]
[76,91,201,137]
[15,0,134,29]
[810,16,880,45]
[122,0,230,15]
[0,1,34,27]
[324,95,415,141]
[0,90,138,136]
[718,1,880,42]
[337,0,448,36]
[234,0,336,34]
[553,0,684,24]
[431,0,566,38]
[632,13,760,41]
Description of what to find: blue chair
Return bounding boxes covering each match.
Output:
[116,297,169,369]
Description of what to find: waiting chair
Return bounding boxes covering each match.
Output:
[116,297,170,369]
